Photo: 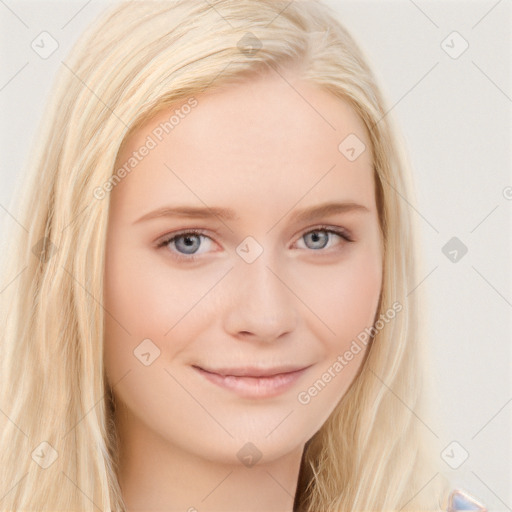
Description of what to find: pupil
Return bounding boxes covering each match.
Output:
[307,231,328,249]
[177,234,200,254]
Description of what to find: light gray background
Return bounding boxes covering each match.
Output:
[1,0,511,508]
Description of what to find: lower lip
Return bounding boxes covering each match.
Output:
[193,366,309,399]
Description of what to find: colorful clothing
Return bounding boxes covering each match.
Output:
[444,488,487,511]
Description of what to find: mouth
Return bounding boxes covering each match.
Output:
[192,364,312,399]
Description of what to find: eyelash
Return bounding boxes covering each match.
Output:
[156,225,354,263]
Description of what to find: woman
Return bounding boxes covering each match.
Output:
[0,0,487,510]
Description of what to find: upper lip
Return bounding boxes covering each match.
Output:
[193,364,312,378]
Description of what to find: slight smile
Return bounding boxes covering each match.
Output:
[192,364,313,399]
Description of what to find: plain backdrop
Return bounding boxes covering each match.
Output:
[1,0,511,508]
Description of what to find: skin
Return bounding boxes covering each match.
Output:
[103,67,383,512]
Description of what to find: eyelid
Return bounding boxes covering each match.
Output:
[155,228,216,250]
[292,223,354,244]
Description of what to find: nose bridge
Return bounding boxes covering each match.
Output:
[223,241,298,340]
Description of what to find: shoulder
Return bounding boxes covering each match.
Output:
[441,488,487,511]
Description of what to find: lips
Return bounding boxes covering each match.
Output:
[192,364,311,378]
[192,364,312,399]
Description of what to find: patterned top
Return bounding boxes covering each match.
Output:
[443,488,487,511]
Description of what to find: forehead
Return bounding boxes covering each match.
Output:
[111,71,375,217]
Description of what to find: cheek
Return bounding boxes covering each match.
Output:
[293,247,381,413]
[337,250,382,333]
[297,243,382,345]
[102,244,219,380]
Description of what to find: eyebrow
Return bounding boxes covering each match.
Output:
[133,201,370,225]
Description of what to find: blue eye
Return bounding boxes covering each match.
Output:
[156,229,212,261]
[170,233,202,254]
[156,225,353,262]
[299,228,351,250]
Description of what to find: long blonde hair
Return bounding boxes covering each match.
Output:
[0,0,449,510]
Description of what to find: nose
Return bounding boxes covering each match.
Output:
[222,253,299,343]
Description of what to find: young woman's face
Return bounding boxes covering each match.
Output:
[104,70,382,467]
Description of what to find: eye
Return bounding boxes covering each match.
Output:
[156,229,215,262]
[156,225,353,262]
[295,225,353,251]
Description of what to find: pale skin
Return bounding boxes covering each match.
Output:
[103,68,383,512]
